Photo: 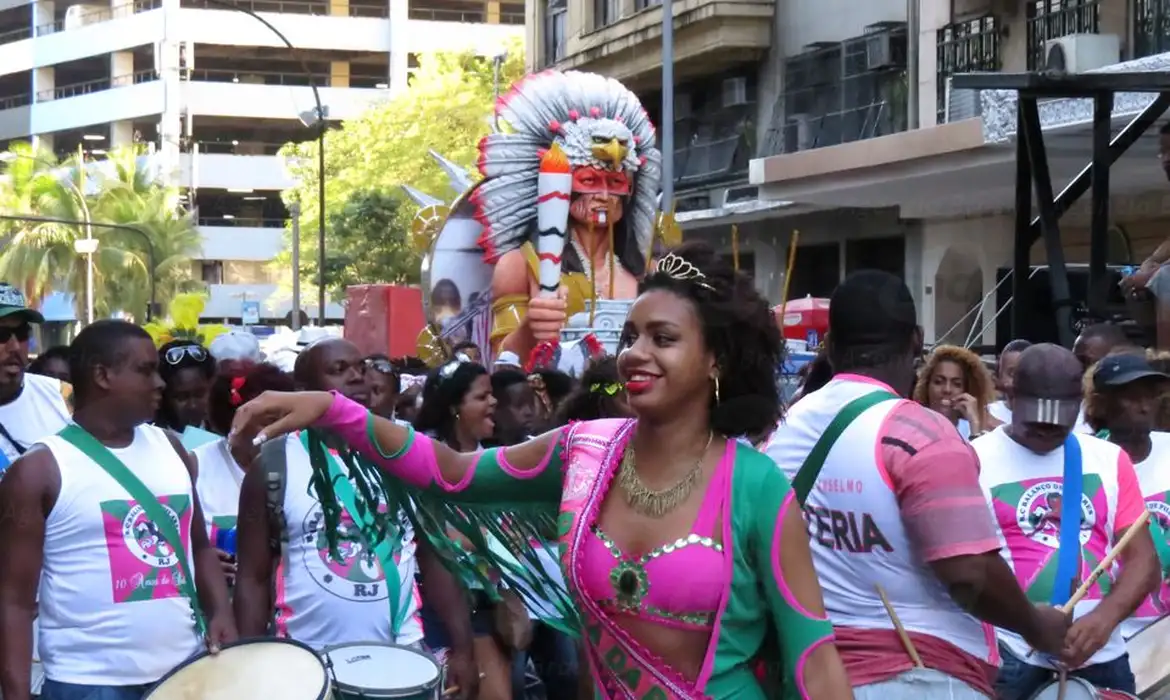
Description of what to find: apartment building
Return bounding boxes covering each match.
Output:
[0,0,522,322]
[529,0,1170,347]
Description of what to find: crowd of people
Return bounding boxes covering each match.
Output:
[0,243,1168,700]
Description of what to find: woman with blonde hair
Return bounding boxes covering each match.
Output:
[913,344,999,439]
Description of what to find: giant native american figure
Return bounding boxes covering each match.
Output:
[406,70,663,366]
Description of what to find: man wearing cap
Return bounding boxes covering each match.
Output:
[0,284,71,474]
[1080,351,1170,641]
[769,270,1068,699]
[972,343,1159,698]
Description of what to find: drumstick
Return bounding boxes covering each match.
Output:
[1027,509,1151,659]
[876,584,924,668]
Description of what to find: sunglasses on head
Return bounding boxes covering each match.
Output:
[0,324,31,344]
[365,358,395,375]
[164,344,208,365]
[438,353,473,382]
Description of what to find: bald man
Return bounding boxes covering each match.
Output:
[234,339,479,699]
[972,343,1158,698]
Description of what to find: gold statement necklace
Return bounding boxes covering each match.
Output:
[617,432,714,519]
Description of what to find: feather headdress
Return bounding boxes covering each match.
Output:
[471,70,662,263]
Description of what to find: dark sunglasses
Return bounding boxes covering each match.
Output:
[163,344,208,365]
[365,358,395,375]
[0,324,31,344]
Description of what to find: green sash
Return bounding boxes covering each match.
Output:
[304,432,408,635]
[792,391,899,504]
[58,423,207,638]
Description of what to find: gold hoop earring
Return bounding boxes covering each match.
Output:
[713,375,721,405]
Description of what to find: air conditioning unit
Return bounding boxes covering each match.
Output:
[784,114,814,152]
[721,77,749,108]
[1044,34,1120,72]
[674,92,692,120]
[944,75,982,123]
[866,32,905,71]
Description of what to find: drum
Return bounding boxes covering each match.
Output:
[1099,691,1141,699]
[1130,614,1170,698]
[1029,677,1101,699]
[322,643,442,700]
[144,638,331,700]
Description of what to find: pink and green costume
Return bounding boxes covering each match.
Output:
[312,392,834,699]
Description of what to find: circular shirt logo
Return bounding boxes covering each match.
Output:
[122,503,181,568]
[1016,482,1095,549]
[300,505,399,601]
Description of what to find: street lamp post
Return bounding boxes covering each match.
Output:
[0,214,158,321]
[200,0,328,325]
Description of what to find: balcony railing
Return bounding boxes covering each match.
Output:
[195,140,292,155]
[181,0,388,17]
[1026,0,1101,69]
[673,134,749,187]
[0,93,32,111]
[1135,0,1170,58]
[408,6,523,23]
[35,69,157,102]
[936,15,1001,124]
[187,68,331,87]
[198,217,287,228]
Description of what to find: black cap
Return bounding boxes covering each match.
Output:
[1093,354,1170,390]
[829,270,917,347]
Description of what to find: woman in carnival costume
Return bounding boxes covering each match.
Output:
[231,241,854,700]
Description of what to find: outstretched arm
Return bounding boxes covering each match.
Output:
[233,391,567,505]
[753,469,852,700]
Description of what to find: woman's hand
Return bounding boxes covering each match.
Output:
[229,390,335,453]
[951,393,979,426]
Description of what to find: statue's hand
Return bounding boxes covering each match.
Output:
[529,287,569,342]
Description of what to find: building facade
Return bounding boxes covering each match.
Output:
[528,0,1170,347]
[0,0,521,321]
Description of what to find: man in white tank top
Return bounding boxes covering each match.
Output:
[233,338,479,700]
[0,285,72,473]
[769,271,1070,699]
[974,344,1159,699]
[0,320,237,700]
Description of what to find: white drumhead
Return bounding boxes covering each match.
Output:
[326,644,439,691]
[148,640,327,700]
[1129,614,1170,697]
[1030,677,1099,699]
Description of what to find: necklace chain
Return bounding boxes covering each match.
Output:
[617,432,713,519]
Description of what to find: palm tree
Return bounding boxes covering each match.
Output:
[0,143,202,320]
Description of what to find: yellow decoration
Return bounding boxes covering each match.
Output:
[142,294,231,349]
[411,204,450,254]
[416,324,450,367]
[656,209,682,248]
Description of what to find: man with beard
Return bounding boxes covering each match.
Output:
[0,284,70,473]
[233,338,479,700]
[972,343,1159,698]
[0,321,235,700]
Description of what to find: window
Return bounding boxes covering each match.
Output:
[936,16,1001,124]
[542,0,566,66]
[1026,0,1101,69]
[635,0,660,9]
[771,26,909,155]
[200,261,223,285]
[1135,0,1170,58]
[594,0,618,28]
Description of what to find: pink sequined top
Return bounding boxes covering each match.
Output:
[576,439,733,630]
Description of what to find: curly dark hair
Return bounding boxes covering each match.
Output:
[413,359,489,445]
[206,362,296,435]
[637,241,783,437]
[554,356,629,424]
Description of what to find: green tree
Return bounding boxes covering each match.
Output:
[279,43,526,302]
[0,144,201,320]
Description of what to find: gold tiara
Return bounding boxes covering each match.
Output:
[653,252,714,291]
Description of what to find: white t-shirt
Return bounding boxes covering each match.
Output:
[193,439,244,539]
[1122,431,1170,639]
[988,400,1011,424]
[0,373,71,471]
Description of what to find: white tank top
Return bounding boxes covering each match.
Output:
[768,377,997,663]
[274,434,422,649]
[37,424,203,685]
[193,439,244,536]
[0,374,71,469]
[974,428,1127,667]
[1120,431,1170,639]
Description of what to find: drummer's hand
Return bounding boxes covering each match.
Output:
[445,647,478,700]
[215,548,237,585]
[1061,607,1113,668]
[229,390,335,452]
[206,612,238,655]
[528,287,569,342]
[1023,604,1070,657]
